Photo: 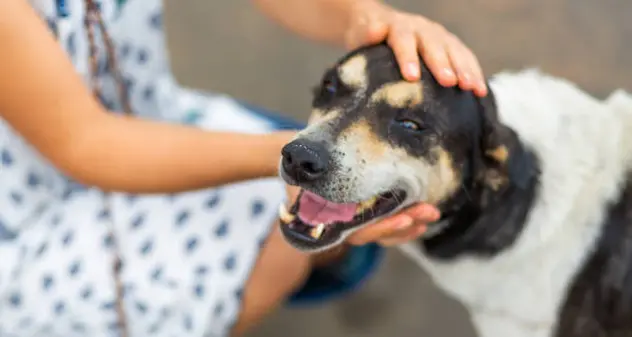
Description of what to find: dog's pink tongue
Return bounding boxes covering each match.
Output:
[297,190,358,226]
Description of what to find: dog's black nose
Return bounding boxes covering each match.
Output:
[281,139,330,183]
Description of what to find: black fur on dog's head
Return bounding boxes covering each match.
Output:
[278,43,537,253]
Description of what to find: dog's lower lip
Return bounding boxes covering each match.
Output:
[279,189,407,248]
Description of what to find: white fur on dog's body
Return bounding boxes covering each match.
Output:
[400,70,632,337]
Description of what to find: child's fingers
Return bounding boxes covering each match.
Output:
[346,203,439,246]
[378,223,428,247]
[445,35,487,96]
[388,31,421,82]
[346,214,413,246]
[417,31,457,87]
[444,37,477,91]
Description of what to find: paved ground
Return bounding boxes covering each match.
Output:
[164,1,632,336]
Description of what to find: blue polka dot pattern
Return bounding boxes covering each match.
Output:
[98,208,111,220]
[182,109,203,125]
[175,210,190,227]
[142,85,154,101]
[235,288,244,301]
[0,1,295,335]
[101,301,116,311]
[54,301,66,315]
[135,301,148,314]
[193,284,204,299]
[123,76,135,92]
[130,213,145,230]
[54,0,69,17]
[214,219,230,238]
[0,219,17,241]
[205,193,221,209]
[195,265,208,276]
[42,275,54,291]
[80,286,93,300]
[9,292,21,307]
[46,18,58,35]
[61,230,74,247]
[224,254,237,271]
[10,191,23,205]
[213,302,224,317]
[1,148,14,166]
[140,239,153,255]
[251,199,265,218]
[66,32,76,57]
[35,242,48,257]
[137,49,148,64]
[185,236,199,254]
[150,266,163,281]
[103,233,114,248]
[149,11,162,29]
[26,172,41,189]
[68,260,81,277]
[72,322,86,333]
[119,42,131,59]
[50,214,62,227]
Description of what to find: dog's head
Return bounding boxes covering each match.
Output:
[278,43,536,252]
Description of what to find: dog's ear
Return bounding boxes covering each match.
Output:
[476,88,537,191]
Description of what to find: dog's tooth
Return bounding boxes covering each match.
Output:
[278,204,295,224]
[357,196,378,214]
[310,223,325,239]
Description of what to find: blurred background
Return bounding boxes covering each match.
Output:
[164,1,632,336]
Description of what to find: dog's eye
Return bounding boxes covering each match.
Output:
[323,78,337,95]
[396,119,422,131]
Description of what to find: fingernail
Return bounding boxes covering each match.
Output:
[477,81,488,95]
[416,225,428,235]
[442,68,456,79]
[420,208,440,221]
[397,216,414,229]
[406,63,420,79]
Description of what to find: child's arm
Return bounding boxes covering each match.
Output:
[253,0,487,96]
[0,1,291,194]
[253,0,356,48]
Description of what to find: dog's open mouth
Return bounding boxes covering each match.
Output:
[279,189,407,249]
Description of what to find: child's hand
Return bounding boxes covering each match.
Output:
[346,203,440,247]
[344,0,487,97]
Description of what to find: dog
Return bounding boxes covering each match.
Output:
[277,42,632,337]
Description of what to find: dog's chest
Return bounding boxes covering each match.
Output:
[398,216,602,337]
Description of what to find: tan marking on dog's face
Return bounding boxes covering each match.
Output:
[486,145,509,164]
[338,118,388,160]
[307,108,340,125]
[370,81,424,108]
[484,169,508,191]
[338,55,368,89]
[424,148,460,204]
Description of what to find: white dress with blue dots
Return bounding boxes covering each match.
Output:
[0,1,305,336]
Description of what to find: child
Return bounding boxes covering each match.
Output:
[0,0,486,336]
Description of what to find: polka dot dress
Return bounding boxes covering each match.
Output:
[0,1,293,336]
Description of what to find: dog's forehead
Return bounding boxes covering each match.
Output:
[334,46,429,109]
[335,46,400,88]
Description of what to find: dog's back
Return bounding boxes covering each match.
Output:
[402,70,632,337]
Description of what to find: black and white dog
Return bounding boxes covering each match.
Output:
[277,43,632,337]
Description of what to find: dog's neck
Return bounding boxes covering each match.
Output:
[419,95,541,261]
